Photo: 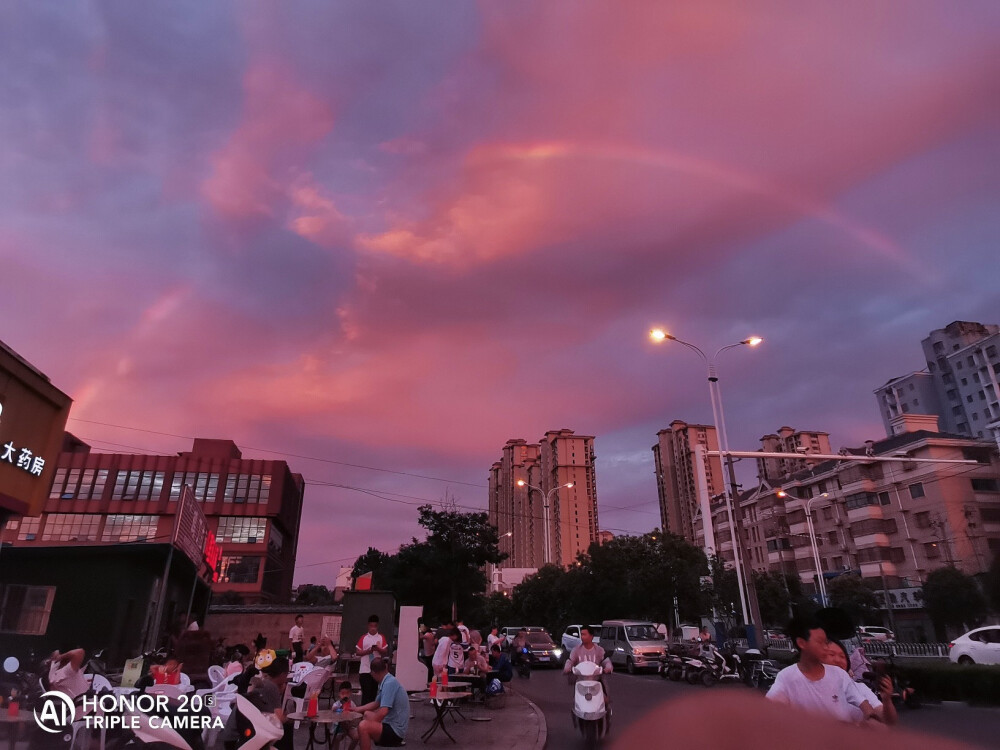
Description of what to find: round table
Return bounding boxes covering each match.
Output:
[422,692,472,744]
[288,709,361,749]
[0,711,34,750]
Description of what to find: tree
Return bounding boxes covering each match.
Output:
[827,573,878,625]
[348,506,506,623]
[752,570,798,627]
[923,566,988,639]
[418,504,505,621]
[351,547,392,585]
[295,585,336,606]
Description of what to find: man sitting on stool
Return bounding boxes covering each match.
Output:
[356,658,408,749]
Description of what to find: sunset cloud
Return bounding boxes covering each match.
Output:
[1,1,997,581]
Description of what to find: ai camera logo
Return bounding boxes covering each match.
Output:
[34,691,76,733]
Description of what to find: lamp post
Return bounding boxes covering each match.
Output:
[493,531,513,594]
[778,490,829,606]
[650,328,763,634]
[517,480,574,566]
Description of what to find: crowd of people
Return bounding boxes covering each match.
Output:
[419,619,516,688]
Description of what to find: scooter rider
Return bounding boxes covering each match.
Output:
[563,626,612,706]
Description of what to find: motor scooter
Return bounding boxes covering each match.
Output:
[697,644,741,687]
[570,660,608,750]
[228,694,285,749]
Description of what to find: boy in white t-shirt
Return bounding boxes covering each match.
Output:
[356,614,389,704]
[766,615,876,724]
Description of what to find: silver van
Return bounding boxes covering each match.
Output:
[600,620,667,673]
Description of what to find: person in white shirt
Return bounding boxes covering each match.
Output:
[356,614,389,704]
[486,626,502,650]
[432,627,460,677]
[456,620,471,645]
[563,626,613,705]
[289,615,305,663]
[825,640,897,725]
[766,615,876,724]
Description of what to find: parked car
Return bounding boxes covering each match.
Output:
[562,624,602,654]
[600,620,667,674]
[949,625,1000,665]
[857,626,896,643]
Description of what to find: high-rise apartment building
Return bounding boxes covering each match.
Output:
[4,436,304,603]
[488,429,599,568]
[875,321,1000,442]
[652,421,724,543]
[733,415,999,638]
[756,427,832,484]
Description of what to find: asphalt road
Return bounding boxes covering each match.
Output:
[511,663,1000,749]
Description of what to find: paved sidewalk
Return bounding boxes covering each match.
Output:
[291,687,547,750]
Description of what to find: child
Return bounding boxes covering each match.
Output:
[331,681,359,748]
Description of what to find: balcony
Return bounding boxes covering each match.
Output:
[852,533,891,547]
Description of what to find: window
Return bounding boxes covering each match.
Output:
[943,373,953,383]
[878,491,891,505]
[967,395,974,403]
[933,341,944,353]
[987,345,997,358]
[218,555,261,584]
[852,518,898,536]
[947,389,958,401]
[0,585,55,635]
[170,472,220,502]
[216,517,268,544]
[845,492,879,510]
[924,542,941,559]
[102,515,159,542]
[833,556,843,570]
[915,511,931,529]
[822,507,833,520]
[958,423,969,433]
[927,361,936,372]
[827,531,838,544]
[908,483,925,500]
[957,361,963,370]
[974,373,981,384]
[223,474,273,504]
[4,516,41,541]
[979,391,986,400]
[901,403,910,413]
[971,478,1000,492]
[40,514,100,542]
[112,470,165,501]
[981,508,1000,524]
[967,356,976,367]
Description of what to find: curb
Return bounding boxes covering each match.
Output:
[512,688,548,750]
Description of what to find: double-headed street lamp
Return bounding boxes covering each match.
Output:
[516,480,574,566]
[777,489,830,607]
[649,328,763,635]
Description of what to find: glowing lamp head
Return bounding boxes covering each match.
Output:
[776,490,788,498]
[516,480,526,487]
[565,482,574,489]
[744,336,763,347]
[649,328,668,342]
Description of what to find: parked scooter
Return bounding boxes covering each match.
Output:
[570,660,608,749]
[1,655,43,711]
[660,652,706,684]
[697,644,742,687]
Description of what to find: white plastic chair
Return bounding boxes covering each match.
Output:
[201,682,239,747]
[88,674,113,692]
[286,666,332,727]
[179,672,192,687]
[290,661,314,683]
[208,664,226,686]
[147,683,191,700]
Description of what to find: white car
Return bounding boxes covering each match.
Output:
[857,626,895,642]
[949,625,1000,665]
[561,624,602,653]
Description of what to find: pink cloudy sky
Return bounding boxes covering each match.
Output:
[2,2,998,584]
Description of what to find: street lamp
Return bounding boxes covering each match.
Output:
[649,328,763,629]
[516,480,574,566]
[777,490,829,606]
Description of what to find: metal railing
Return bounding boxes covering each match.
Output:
[730,637,949,658]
